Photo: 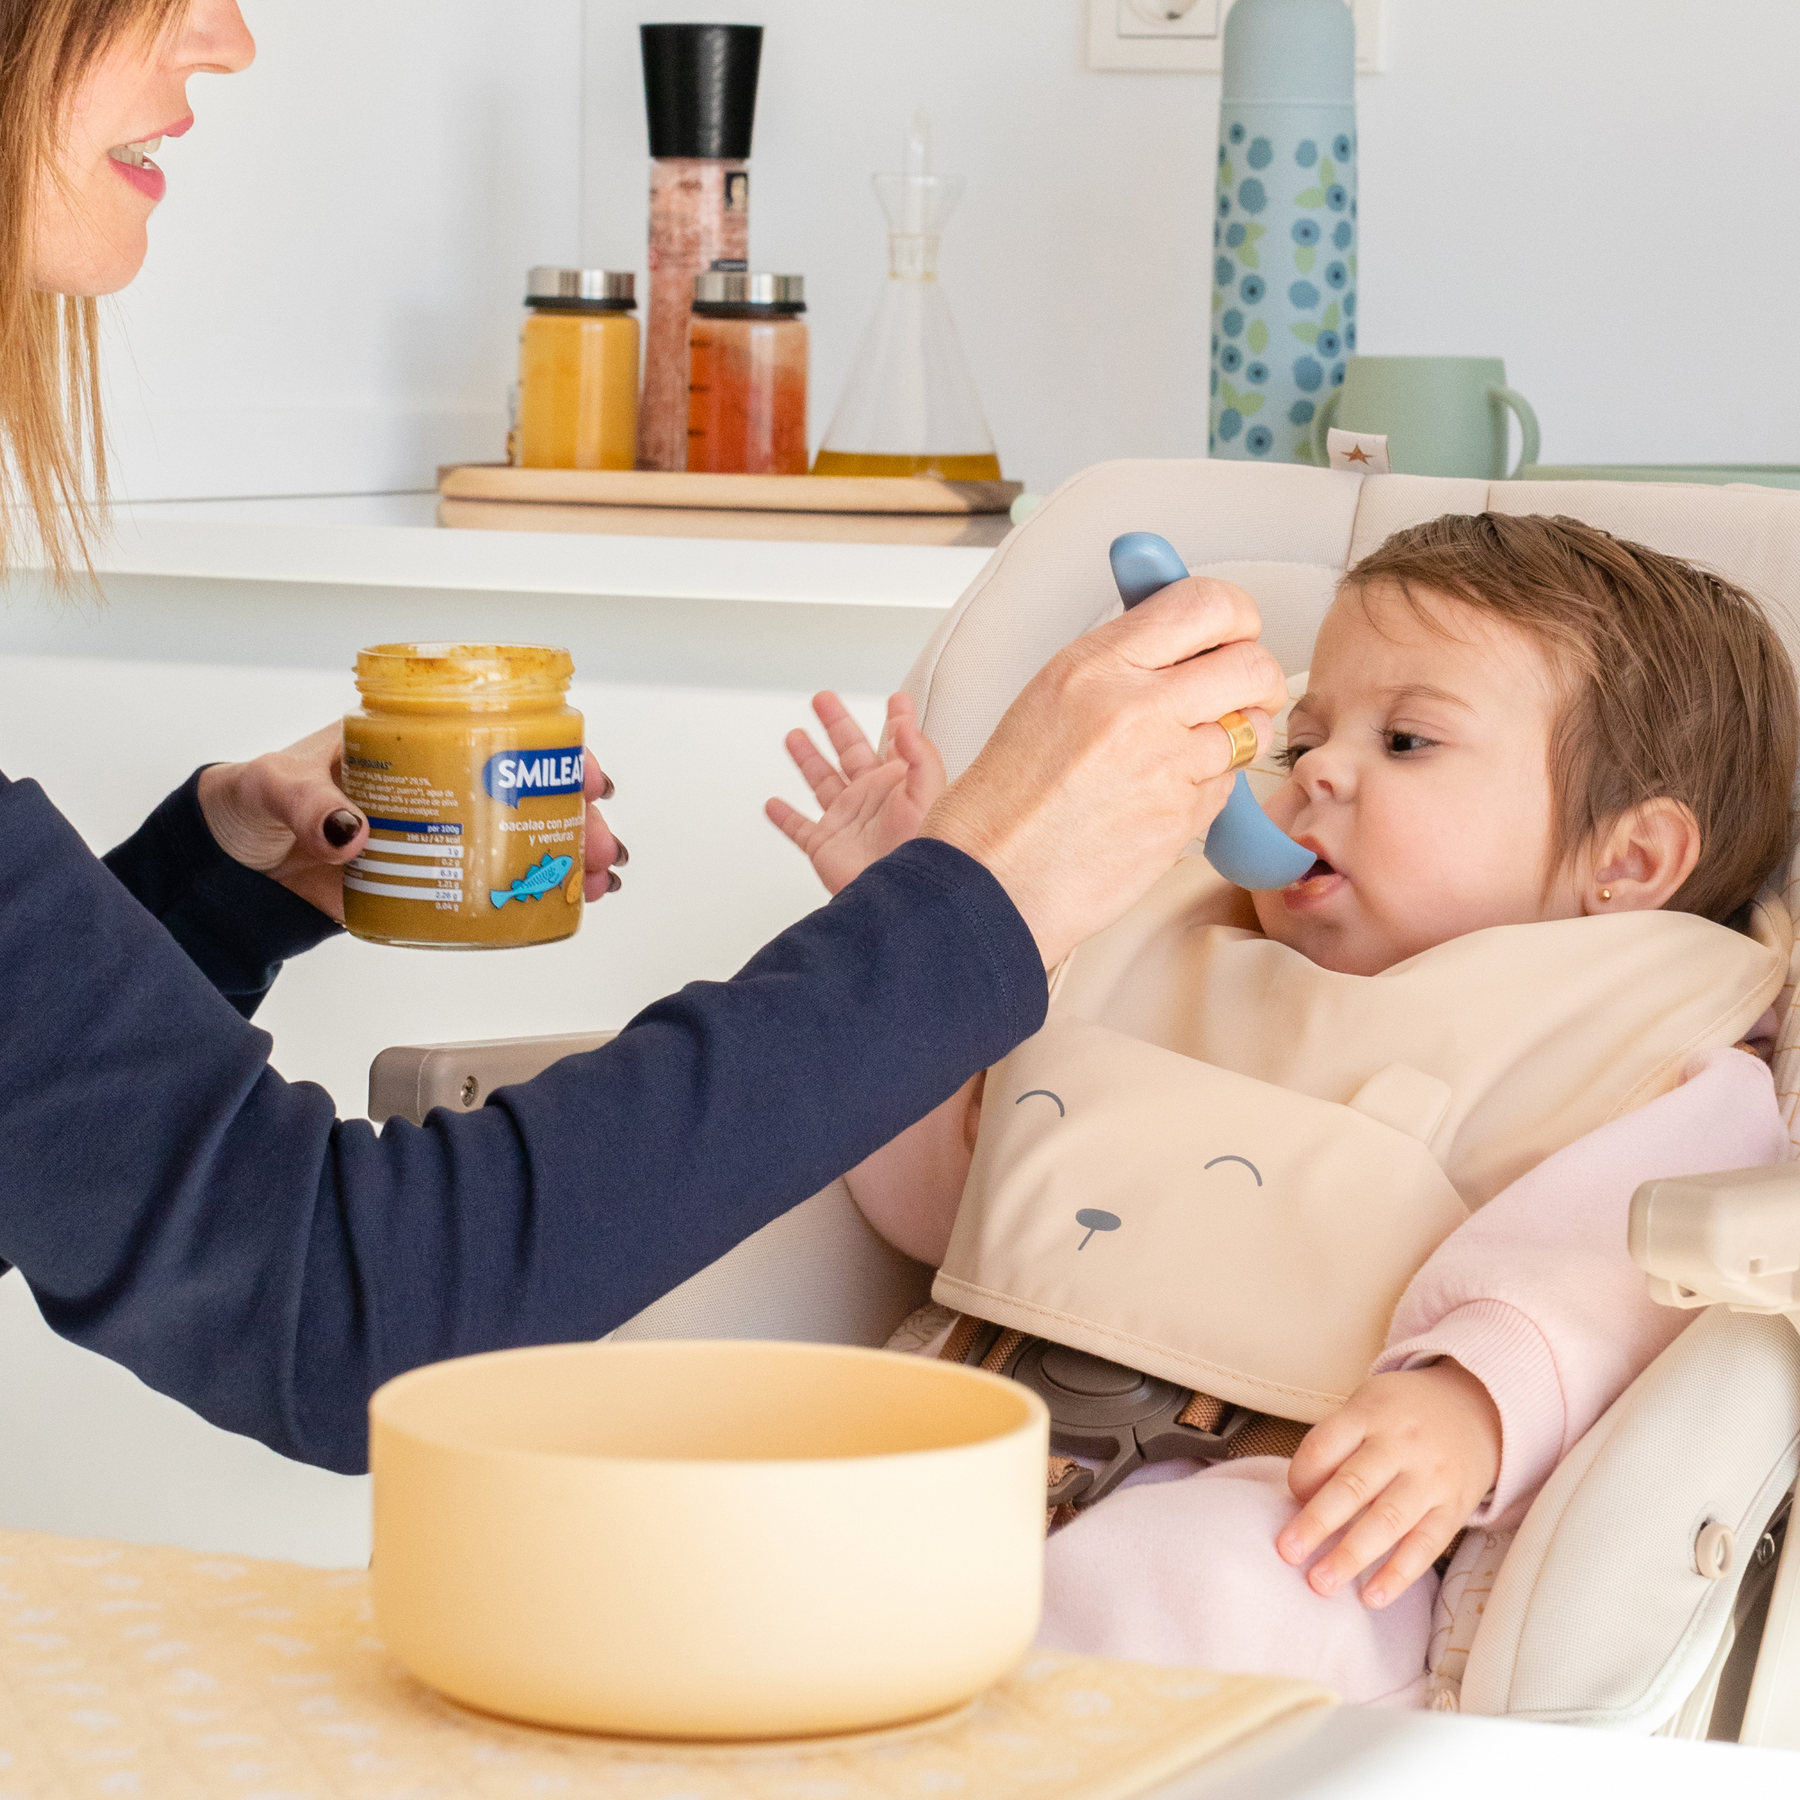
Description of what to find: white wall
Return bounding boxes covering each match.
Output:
[583,0,1800,488]
[106,0,584,498]
[106,0,1800,502]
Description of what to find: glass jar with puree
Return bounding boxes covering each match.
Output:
[341,644,585,950]
[516,268,639,470]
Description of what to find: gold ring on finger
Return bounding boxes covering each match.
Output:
[1218,710,1259,773]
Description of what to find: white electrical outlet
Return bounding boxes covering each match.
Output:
[1087,0,1382,73]
[1117,0,1220,40]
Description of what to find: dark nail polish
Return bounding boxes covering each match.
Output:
[323,809,364,849]
[607,869,622,893]
[601,775,616,800]
[613,840,629,866]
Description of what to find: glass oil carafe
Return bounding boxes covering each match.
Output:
[813,113,1001,483]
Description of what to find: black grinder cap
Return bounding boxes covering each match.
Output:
[641,24,763,160]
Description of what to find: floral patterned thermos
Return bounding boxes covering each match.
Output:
[1209,0,1356,464]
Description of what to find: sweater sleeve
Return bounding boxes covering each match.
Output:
[100,767,343,1018]
[1372,1048,1792,1528]
[0,774,1047,1474]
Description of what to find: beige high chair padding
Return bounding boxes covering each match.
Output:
[372,459,1800,1744]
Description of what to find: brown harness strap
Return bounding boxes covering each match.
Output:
[980,1328,1030,1374]
[936,1314,1310,1526]
[939,1312,986,1365]
[1176,1391,1226,1432]
[1225,1413,1310,1462]
[1045,1457,1082,1532]
[1039,1407,1309,1531]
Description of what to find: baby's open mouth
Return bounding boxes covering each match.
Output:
[1281,838,1342,896]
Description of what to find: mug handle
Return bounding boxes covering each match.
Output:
[1490,385,1541,478]
[1309,388,1344,465]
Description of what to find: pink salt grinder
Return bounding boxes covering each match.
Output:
[637,23,763,472]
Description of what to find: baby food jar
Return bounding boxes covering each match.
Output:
[341,644,585,951]
[685,270,808,474]
[517,268,639,470]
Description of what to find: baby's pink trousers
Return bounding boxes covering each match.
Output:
[1036,1454,1435,1707]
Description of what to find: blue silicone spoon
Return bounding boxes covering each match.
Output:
[1109,532,1316,891]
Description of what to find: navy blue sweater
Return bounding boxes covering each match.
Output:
[0,769,1046,1474]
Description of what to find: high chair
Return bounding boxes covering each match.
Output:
[371,460,1800,1746]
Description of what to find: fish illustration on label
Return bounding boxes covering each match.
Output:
[490,853,576,909]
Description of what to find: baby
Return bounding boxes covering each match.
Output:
[768,511,1799,1706]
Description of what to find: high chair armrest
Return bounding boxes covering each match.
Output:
[1630,1164,1800,1319]
[368,1031,617,1126]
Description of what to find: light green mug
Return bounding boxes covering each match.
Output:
[1311,356,1540,478]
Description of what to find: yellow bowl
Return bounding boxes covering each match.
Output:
[369,1339,1049,1739]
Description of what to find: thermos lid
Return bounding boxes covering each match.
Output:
[1221,0,1354,104]
[691,269,805,312]
[641,24,763,160]
[526,268,636,311]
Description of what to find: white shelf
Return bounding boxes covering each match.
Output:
[99,494,990,612]
[0,492,988,696]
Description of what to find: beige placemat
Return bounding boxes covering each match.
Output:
[0,1528,1334,1799]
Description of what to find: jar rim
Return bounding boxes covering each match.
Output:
[355,642,574,699]
[690,301,807,319]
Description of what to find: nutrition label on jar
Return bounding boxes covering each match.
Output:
[344,817,466,906]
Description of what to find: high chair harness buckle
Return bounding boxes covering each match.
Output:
[942,1319,1254,1509]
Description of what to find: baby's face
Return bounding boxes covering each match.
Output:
[1251,581,1580,975]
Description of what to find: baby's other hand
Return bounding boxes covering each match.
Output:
[1276,1361,1502,1610]
[766,691,947,895]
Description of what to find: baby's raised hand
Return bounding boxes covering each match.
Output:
[766,691,947,895]
[1275,1361,1502,1610]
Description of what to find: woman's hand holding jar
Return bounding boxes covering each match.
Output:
[197,726,627,924]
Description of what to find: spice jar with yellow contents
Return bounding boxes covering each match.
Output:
[341,644,586,950]
[516,268,639,470]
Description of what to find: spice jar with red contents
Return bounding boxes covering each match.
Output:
[685,270,808,475]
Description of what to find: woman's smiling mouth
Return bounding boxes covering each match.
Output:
[108,136,161,167]
[105,116,190,205]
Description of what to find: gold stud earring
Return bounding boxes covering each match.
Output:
[1599,887,1613,903]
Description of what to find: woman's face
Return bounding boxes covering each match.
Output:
[33,0,254,296]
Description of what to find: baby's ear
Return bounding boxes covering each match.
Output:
[1588,798,1702,914]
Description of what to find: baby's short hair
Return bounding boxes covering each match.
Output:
[1342,511,1798,923]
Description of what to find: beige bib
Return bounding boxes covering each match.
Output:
[934,858,1785,1423]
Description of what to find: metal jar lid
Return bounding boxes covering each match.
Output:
[526,268,636,311]
[691,270,805,312]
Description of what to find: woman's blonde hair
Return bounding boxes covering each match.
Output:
[0,0,186,581]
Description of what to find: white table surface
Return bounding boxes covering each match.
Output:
[1157,1703,1800,1797]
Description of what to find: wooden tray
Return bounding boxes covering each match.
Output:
[437,496,1012,548]
[439,464,1022,516]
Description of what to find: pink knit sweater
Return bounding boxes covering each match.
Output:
[1371,1043,1792,1528]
